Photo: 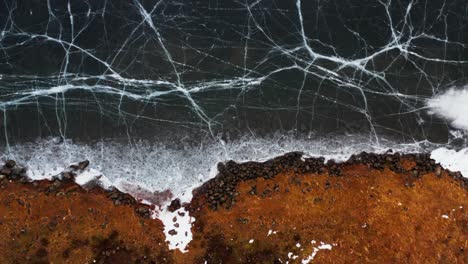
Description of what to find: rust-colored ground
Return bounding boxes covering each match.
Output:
[187,164,467,263]
[0,179,172,264]
[0,153,466,264]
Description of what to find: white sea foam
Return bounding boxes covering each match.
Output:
[1,134,430,200]
[427,86,468,130]
[426,87,468,178]
[431,147,468,178]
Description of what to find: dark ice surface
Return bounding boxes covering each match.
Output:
[0,0,467,146]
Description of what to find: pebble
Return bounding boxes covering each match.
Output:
[167,198,181,212]
[4,160,16,168]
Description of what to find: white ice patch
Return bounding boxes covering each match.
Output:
[427,86,468,130]
[157,207,194,252]
[302,242,333,264]
[431,148,468,178]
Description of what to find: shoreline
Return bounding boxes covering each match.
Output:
[0,151,466,263]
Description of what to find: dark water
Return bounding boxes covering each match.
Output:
[0,0,467,145]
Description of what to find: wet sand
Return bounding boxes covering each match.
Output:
[0,152,466,263]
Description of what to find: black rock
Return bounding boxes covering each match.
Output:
[78,160,90,170]
[0,168,12,176]
[135,207,150,218]
[69,164,80,171]
[5,160,16,168]
[61,172,76,182]
[12,167,25,176]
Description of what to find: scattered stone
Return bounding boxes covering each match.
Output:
[69,165,79,171]
[69,160,90,171]
[61,172,75,182]
[273,184,280,192]
[248,185,257,195]
[167,198,181,212]
[48,219,58,230]
[78,160,90,170]
[46,180,62,193]
[17,199,25,206]
[0,168,12,176]
[135,207,150,218]
[5,160,16,168]
[238,217,249,224]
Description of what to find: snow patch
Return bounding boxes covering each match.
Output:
[302,242,333,264]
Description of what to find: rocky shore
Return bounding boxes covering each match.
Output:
[0,151,466,263]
